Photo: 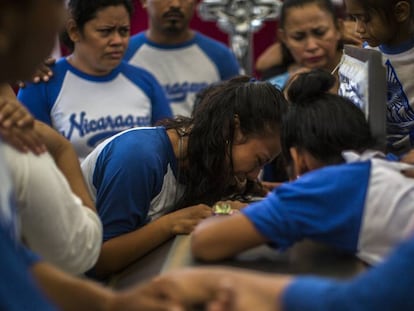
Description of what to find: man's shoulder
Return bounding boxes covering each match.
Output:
[125,32,148,59]
[118,60,156,77]
[129,31,147,43]
[194,32,229,49]
[194,32,237,61]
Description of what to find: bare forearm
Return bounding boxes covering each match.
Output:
[35,121,95,210]
[0,83,16,99]
[33,261,183,311]
[191,214,266,261]
[32,262,116,311]
[94,216,174,277]
[157,267,293,311]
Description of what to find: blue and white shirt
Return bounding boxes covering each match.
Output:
[283,234,414,311]
[124,32,240,117]
[81,127,184,241]
[18,58,172,160]
[0,141,57,310]
[242,151,414,265]
[340,39,414,154]
[375,39,414,154]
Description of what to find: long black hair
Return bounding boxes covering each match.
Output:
[282,69,377,168]
[159,76,288,208]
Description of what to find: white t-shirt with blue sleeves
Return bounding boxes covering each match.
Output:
[242,151,414,265]
[376,39,414,154]
[81,127,183,242]
[0,141,57,310]
[18,58,172,160]
[124,32,240,117]
[340,39,414,154]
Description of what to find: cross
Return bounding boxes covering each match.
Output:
[198,0,282,75]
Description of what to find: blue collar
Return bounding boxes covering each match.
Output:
[379,36,414,55]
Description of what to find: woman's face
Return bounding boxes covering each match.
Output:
[280,3,342,71]
[0,0,65,83]
[231,132,281,182]
[70,5,130,75]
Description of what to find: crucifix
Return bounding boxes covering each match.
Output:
[198,0,282,75]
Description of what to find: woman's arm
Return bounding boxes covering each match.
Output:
[152,267,292,311]
[255,42,284,73]
[0,83,46,154]
[31,260,180,311]
[93,204,212,277]
[34,120,95,210]
[0,84,94,210]
[191,212,267,261]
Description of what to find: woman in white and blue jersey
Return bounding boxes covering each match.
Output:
[81,76,288,278]
[18,0,172,161]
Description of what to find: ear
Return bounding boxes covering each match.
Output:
[336,18,345,41]
[66,18,81,43]
[289,147,309,178]
[278,28,286,44]
[394,1,411,23]
[233,114,245,144]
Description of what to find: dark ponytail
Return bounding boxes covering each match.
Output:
[282,69,377,167]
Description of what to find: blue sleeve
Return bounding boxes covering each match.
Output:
[17,82,53,125]
[283,236,414,311]
[147,77,173,124]
[0,226,58,311]
[196,34,240,79]
[385,152,401,161]
[267,72,290,91]
[92,133,165,241]
[17,59,69,126]
[242,162,371,252]
[124,33,145,61]
[122,64,172,123]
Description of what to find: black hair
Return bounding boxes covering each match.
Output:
[282,69,376,168]
[351,0,414,23]
[279,0,342,68]
[61,0,134,51]
[159,76,288,209]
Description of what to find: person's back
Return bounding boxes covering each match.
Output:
[124,0,240,117]
[344,0,414,155]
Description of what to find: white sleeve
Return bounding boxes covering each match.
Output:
[4,145,103,275]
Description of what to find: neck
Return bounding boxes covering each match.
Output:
[385,24,414,47]
[66,53,112,76]
[328,49,344,74]
[146,28,194,45]
[167,128,189,168]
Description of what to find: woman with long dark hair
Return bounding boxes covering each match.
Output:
[81,75,288,277]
